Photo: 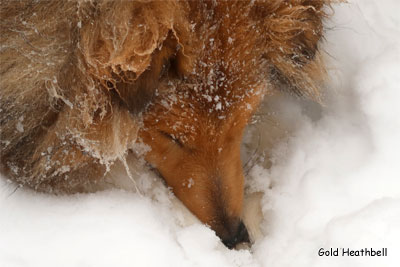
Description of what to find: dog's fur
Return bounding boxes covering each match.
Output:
[0,0,331,246]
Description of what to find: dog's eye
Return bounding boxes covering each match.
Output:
[159,130,184,148]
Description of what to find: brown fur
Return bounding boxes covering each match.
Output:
[0,0,331,246]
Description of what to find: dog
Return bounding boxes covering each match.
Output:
[0,0,330,248]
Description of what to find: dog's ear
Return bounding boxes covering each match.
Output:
[252,0,330,101]
[108,32,181,115]
[79,1,193,115]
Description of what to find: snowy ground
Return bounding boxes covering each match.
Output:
[1,1,400,266]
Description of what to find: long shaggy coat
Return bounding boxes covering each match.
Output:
[1,0,332,246]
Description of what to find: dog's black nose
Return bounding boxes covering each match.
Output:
[222,221,250,249]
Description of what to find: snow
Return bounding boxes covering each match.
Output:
[1,1,400,266]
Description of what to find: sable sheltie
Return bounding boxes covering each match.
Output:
[0,0,331,248]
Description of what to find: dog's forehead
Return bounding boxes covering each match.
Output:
[150,84,262,144]
[172,75,262,113]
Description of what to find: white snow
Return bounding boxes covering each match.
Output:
[15,121,24,133]
[1,1,400,266]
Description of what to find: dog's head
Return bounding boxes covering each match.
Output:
[80,0,329,248]
[139,76,263,247]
